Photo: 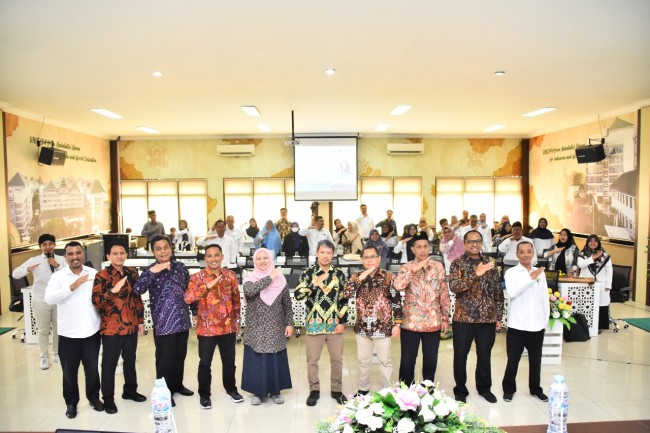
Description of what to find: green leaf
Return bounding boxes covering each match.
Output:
[568,316,577,324]
[548,318,555,329]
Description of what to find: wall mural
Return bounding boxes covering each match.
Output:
[4,113,111,247]
[529,112,638,241]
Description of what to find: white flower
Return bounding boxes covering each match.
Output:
[562,311,570,319]
[366,415,383,431]
[396,417,416,433]
[419,405,436,422]
[445,398,459,413]
[356,408,374,425]
[369,403,385,415]
[342,424,354,433]
[552,311,561,319]
[433,400,450,417]
[433,389,443,400]
[421,393,434,407]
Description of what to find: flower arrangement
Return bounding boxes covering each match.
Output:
[548,288,577,330]
[316,381,505,433]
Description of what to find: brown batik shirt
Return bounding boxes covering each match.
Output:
[449,254,504,323]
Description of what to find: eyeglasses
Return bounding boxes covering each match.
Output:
[362,255,379,260]
[465,239,482,245]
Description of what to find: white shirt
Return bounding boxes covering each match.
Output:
[298,227,334,256]
[44,265,100,338]
[12,253,67,300]
[225,226,244,253]
[173,228,195,251]
[498,236,538,265]
[504,263,549,332]
[356,214,375,238]
[197,232,238,264]
[577,256,613,306]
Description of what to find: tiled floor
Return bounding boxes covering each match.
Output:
[1,301,649,432]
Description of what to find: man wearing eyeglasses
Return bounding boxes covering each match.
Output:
[343,245,402,396]
[449,230,503,404]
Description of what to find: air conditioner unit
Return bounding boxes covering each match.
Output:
[217,144,255,157]
[386,142,424,155]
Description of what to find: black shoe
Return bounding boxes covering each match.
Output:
[177,387,194,396]
[306,391,320,406]
[122,392,147,402]
[454,394,467,403]
[532,391,548,402]
[503,393,514,402]
[227,390,244,403]
[479,391,497,403]
[65,405,77,419]
[355,390,369,397]
[331,391,348,404]
[171,397,176,407]
[199,397,212,409]
[89,398,104,412]
[104,399,118,414]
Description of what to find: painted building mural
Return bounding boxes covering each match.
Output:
[4,113,111,247]
[529,112,638,241]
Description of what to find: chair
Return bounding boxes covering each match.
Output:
[245,256,254,268]
[609,265,632,332]
[533,238,553,257]
[285,273,301,290]
[9,275,30,342]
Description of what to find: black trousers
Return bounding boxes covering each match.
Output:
[154,331,189,394]
[398,328,440,385]
[101,333,139,399]
[502,327,545,395]
[197,333,237,398]
[453,322,496,397]
[58,332,101,405]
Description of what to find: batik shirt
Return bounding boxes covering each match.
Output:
[92,265,144,335]
[294,264,348,334]
[184,267,240,337]
[449,254,504,323]
[275,217,291,241]
[343,268,402,338]
[134,260,190,336]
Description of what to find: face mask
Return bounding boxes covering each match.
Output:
[291,227,299,233]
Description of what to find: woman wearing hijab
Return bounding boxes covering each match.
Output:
[544,228,578,274]
[332,219,347,246]
[246,218,260,240]
[174,219,195,251]
[577,234,613,330]
[394,224,418,263]
[494,221,513,245]
[530,218,553,240]
[255,220,282,259]
[364,229,389,259]
[281,222,309,257]
[241,249,293,405]
[380,222,398,248]
[438,225,465,273]
[346,221,363,254]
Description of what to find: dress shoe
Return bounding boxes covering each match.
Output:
[306,390,320,406]
[177,387,194,396]
[454,394,467,403]
[89,398,104,411]
[122,391,147,402]
[104,399,118,414]
[479,391,497,403]
[503,393,514,402]
[65,405,77,419]
[331,391,348,404]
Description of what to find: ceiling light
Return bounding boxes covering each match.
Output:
[325,68,336,76]
[494,71,506,77]
[483,124,506,132]
[90,108,123,119]
[374,123,390,132]
[152,71,163,77]
[241,106,261,117]
[136,126,160,134]
[523,107,558,117]
[390,105,412,116]
[257,124,272,132]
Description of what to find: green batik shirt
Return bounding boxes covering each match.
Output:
[294,263,348,334]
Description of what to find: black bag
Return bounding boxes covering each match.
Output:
[563,313,590,342]
[9,297,24,313]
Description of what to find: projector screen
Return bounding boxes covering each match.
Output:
[294,137,358,201]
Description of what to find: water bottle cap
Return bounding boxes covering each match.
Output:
[154,378,166,387]
[553,375,565,383]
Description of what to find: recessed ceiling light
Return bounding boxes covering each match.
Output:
[137,126,160,134]
[523,107,557,117]
[494,71,506,77]
[257,124,272,132]
[374,123,390,132]
[241,106,261,117]
[152,71,163,77]
[325,68,336,76]
[90,108,123,119]
[483,124,506,132]
[390,105,412,116]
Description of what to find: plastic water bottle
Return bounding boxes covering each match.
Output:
[547,375,569,433]
[151,378,173,433]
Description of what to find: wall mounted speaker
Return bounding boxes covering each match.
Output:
[575,144,606,164]
[38,146,67,166]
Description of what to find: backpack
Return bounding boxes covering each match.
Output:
[563,313,590,342]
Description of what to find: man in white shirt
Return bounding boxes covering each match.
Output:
[299,216,334,256]
[225,215,244,255]
[44,241,103,419]
[460,214,480,238]
[197,220,238,265]
[477,213,493,251]
[498,221,537,264]
[502,241,549,403]
[12,233,66,370]
[356,204,374,239]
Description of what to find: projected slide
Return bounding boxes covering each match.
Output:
[294,137,358,201]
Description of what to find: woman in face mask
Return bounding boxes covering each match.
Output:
[281,222,309,258]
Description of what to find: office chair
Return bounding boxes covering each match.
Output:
[9,275,30,342]
[609,264,632,333]
[284,273,302,337]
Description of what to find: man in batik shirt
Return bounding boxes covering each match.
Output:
[275,207,291,241]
